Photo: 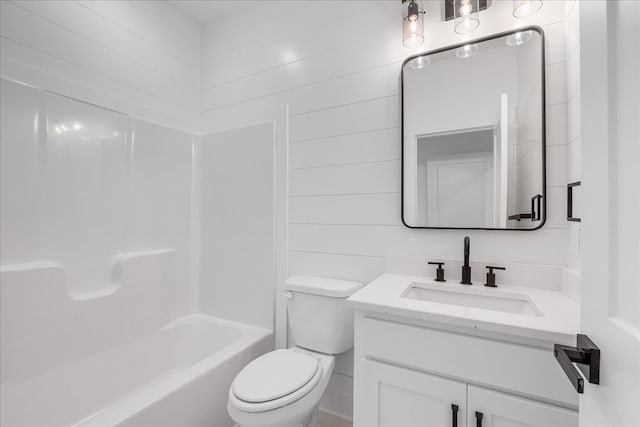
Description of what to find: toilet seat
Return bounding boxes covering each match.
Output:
[230,349,323,413]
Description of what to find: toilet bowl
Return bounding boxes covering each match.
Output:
[227,347,335,427]
[227,276,363,427]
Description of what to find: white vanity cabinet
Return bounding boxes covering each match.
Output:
[353,313,579,427]
[359,359,466,427]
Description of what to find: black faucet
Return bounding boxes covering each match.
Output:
[461,236,472,285]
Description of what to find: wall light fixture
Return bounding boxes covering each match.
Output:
[402,0,425,48]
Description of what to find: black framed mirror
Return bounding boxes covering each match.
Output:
[402,27,546,230]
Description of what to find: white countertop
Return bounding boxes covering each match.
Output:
[347,273,580,345]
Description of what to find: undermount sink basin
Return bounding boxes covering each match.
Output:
[401,282,542,317]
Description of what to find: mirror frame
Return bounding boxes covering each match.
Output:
[401,26,547,231]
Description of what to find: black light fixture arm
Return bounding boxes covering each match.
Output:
[402,0,426,19]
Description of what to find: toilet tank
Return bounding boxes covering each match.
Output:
[284,276,364,355]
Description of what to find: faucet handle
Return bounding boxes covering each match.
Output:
[484,266,506,288]
[427,261,446,282]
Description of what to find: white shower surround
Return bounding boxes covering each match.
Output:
[0,77,282,426]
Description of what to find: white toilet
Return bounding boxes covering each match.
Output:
[227,276,363,427]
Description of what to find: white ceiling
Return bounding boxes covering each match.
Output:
[168,1,304,26]
[169,0,399,26]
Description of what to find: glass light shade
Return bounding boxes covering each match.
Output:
[454,0,480,35]
[506,30,533,46]
[402,2,424,48]
[455,43,479,59]
[513,0,543,18]
[408,55,430,70]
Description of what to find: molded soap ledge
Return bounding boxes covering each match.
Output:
[0,248,176,301]
[0,261,62,274]
[0,249,178,386]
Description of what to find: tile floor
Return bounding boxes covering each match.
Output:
[319,411,352,427]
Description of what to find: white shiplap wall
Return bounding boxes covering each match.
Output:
[200,0,573,419]
[0,0,577,419]
[0,0,201,132]
[565,0,582,271]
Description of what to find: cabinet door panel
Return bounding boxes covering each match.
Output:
[467,385,577,427]
[356,359,466,427]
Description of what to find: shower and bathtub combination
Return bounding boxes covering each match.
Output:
[0,78,280,426]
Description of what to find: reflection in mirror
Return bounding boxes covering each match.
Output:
[402,28,545,230]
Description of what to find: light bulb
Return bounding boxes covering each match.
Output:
[60,124,69,132]
[410,20,417,32]
[73,122,82,131]
[454,0,479,34]
[459,0,472,17]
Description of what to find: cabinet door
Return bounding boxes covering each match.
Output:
[355,359,466,427]
[467,385,578,427]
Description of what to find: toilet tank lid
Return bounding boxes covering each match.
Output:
[285,276,364,298]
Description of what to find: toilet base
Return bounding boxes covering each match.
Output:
[305,404,320,427]
[232,404,319,427]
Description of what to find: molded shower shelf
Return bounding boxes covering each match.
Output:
[0,248,176,301]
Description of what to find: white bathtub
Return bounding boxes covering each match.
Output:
[0,314,273,427]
